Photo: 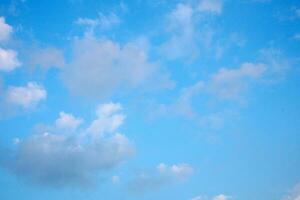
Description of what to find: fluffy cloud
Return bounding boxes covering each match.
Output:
[0,17,12,42]
[1,103,134,187]
[129,163,193,192]
[6,82,47,108]
[0,48,21,72]
[62,36,173,98]
[27,47,65,69]
[198,0,223,14]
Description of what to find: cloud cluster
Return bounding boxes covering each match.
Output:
[1,102,134,187]
[62,36,173,98]
[129,163,193,193]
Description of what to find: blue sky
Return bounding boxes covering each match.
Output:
[0,0,300,199]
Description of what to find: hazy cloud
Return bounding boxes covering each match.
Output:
[27,47,65,69]
[62,36,173,98]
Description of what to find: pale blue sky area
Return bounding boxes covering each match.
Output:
[0,0,300,200]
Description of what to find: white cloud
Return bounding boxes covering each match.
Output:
[1,103,134,187]
[27,47,65,69]
[0,17,12,42]
[6,82,47,108]
[198,0,223,14]
[129,162,193,192]
[62,36,173,98]
[55,112,83,131]
[0,48,21,72]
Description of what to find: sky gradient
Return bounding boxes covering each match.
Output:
[0,0,300,200]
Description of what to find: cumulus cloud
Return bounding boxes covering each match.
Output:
[0,48,21,72]
[0,17,12,42]
[6,82,47,108]
[198,0,223,14]
[1,103,134,187]
[62,36,173,98]
[27,47,65,69]
[129,163,193,193]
